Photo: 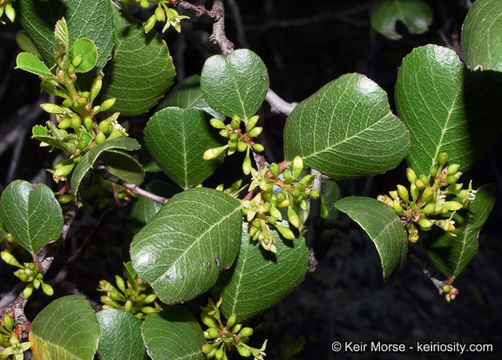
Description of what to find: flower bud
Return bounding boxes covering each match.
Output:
[239,327,254,337]
[72,55,82,68]
[246,115,259,131]
[215,347,224,360]
[292,156,303,179]
[237,141,247,153]
[95,131,106,144]
[410,183,419,202]
[141,306,157,314]
[154,6,165,21]
[23,284,33,299]
[415,179,425,190]
[406,168,417,184]
[218,129,229,138]
[230,115,241,130]
[283,169,293,183]
[2,314,14,332]
[54,163,75,177]
[447,164,460,175]
[231,323,242,333]
[1,251,22,268]
[421,187,434,203]
[396,185,409,204]
[42,283,54,296]
[5,3,15,22]
[84,116,93,131]
[242,149,252,175]
[123,300,133,312]
[33,278,41,289]
[389,190,398,200]
[444,201,463,211]
[288,207,300,228]
[429,165,438,177]
[447,172,462,185]
[90,76,103,102]
[226,313,236,329]
[203,145,228,160]
[438,152,449,167]
[422,203,435,215]
[418,218,433,230]
[98,120,112,135]
[201,314,217,328]
[274,224,294,240]
[41,103,65,114]
[99,98,116,112]
[144,15,156,33]
[210,118,226,129]
[58,117,72,129]
[269,163,280,177]
[70,115,81,129]
[269,205,282,221]
[236,344,251,357]
[310,189,320,200]
[140,0,150,8]
[408,232,419,243]
[206,327,220,339]
[248,126,263,138]
[252,143,264,152]
[202,344,214,354]
[392,200,405,216]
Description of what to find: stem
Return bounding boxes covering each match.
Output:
[97,165,169,205]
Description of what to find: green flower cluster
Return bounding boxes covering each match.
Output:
[378,153,476,243]
[120,0,189,33]
[201,298,267,360]
[0,314,30,360]
[0,0,15,24]
[0,251,53,299]
[204,115,265,175]
[241,156,319,253]
[98,266,160,319]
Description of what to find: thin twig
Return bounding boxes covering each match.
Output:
[265,89,297,116]
[97,165,169,205]
[408,253,447,294]
[305,169,322,272]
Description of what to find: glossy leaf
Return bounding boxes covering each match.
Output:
[371,0,433,40]
[212,223,309,322]
[102,5,176,116]
[335,196,408,280]
[284,73,410,180]
[30,296,100,360]
[15,52,52,77]
[71,137,141,199]
[461,0,502,72]
[395,44,502,174]
[100,150,145,185]
[144,107,223,189]
[423,185,495,279]
[96,309,146,360]
[142,306,205,360]
[157,75,224,119]
[201,49,269,119]
[18,0,113,68]
[0,180,63,254]
[71,38,98,73]
[130,188,242,304]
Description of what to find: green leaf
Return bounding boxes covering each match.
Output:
[395,44,502,175]
[15,52,52,77]
[201,49,269,119]
[335,196,408,280]
[30,296,100,360]
[212,223,308,322]
[101,5,176,116]
[16,31,42,58]
[32,125,76,154]
[423,185,496,279]
[157,75,224,120]
[144,107,223,189]
[96,309,146,360]
[371,0,433,40]
[141,306,205,360]
[100,150,145,185]
[284,73,410,180]
[0,180,63,254]
[71,137,141,199]
[130,188,242,304]
[71,38,98,73]
[18,0,114,68]
[461,0,502,72]
[321,180,340,220]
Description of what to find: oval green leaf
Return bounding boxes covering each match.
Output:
[144,107,223,189]
[15,52,52,77]
[395,44,502,175]
[71,38,98,73]
[96,309,146,360]
[141,306,205,360]
[0,180,63,254]
[461,0,502,72]
[101,5,176,116]
[157,75,224,120]
[30,295,100,360]
[71,137,141,199]
[423,184,495,279]
[284,73,410,180]
[212,222,309,322]
[18,0,114,68]
[371,0,433,40]
[201,49,269,119]
[100,150,145,185]
[335,196,408,280]
[130,188,242,304]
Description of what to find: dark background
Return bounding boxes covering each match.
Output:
[1,0,502,359]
